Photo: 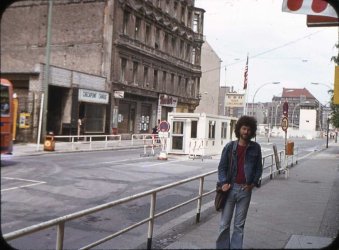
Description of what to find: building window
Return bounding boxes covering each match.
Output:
[186,44,191,61]
[123,11,129,35]
[135,17,141,39]
[153,70,158,90]
[165,0,170,13]
[121,58,127,83]
[181,6,185,23]
[180,40,184,59]
[145,24,151,45]
[144,66,149,87]
[221,122,227,139]
[171,37,176,55]
[133,61,138,85]
[208,121,216,139]
[193,12,199,32]
[192,48,196,64]
[178,76,182,94]
[155,27,160,49]
[185,78,189,95]
[174,1,178,18]
[187,11,192,28]
[170,73,175,94]
[191,78,195,97]
[164,33,169,51]
[162,71,167,92]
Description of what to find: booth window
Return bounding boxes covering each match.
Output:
[172,121,184,150]
[191,120,197,138]
[221,122,227,139]
[208,120,215,139]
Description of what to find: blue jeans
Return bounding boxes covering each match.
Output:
[216,183,252,249]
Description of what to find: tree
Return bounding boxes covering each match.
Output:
[330,44,339,128]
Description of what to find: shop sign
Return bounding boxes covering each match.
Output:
[159,94,178,108]
[79,89,109,104]
[225,94,245,108]
[114,91,124,98]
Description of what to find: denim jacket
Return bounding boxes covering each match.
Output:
[217,140,263,187]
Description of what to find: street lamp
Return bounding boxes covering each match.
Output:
[310,82,332,90]
[252,82,280,116]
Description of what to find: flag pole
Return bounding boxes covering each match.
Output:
[243,54,249,115]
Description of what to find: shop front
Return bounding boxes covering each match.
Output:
[78,88,109,134]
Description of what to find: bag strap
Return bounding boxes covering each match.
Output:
[226,141,234,183]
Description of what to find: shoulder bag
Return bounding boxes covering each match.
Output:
[214,141,234,212]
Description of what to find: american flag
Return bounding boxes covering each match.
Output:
[243,56,248,90]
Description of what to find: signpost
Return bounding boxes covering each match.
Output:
[158,121,170,160]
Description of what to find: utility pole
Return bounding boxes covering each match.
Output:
[41,0,53,142]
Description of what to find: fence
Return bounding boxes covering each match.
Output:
[41,134,122,151]
[4,147,296,250]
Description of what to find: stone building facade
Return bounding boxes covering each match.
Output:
[1,0,204,142]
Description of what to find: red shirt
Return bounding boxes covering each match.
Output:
[236,144,247,184]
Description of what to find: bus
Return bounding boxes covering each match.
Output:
[1,78,14,154]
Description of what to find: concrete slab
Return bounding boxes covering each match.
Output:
[285,235,334,249]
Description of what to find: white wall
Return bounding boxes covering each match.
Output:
[195,40,221,115]
[299,109,316,131]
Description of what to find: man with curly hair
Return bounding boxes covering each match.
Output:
[216,115,263,249]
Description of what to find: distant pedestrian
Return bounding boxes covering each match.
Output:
[216,115,263,249]
[152,125,159,144]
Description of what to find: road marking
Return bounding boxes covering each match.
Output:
[1,177,46,192]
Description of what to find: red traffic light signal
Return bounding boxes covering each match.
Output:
[283,101,288,117]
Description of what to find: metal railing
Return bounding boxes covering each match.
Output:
[3,148,298,250]
[51,135,122,151]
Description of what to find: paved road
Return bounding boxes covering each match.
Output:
[1,137,334,249]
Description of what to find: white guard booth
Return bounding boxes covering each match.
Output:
[166,112,237,156]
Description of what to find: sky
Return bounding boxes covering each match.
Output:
[195,0,338,105]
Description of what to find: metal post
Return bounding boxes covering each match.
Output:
[326,118,329,148]
[42,0,53,140]
[56,222,65,250]
[196,177,204,223]
[147,192,156,250]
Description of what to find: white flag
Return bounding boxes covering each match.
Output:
[282,0,338,18]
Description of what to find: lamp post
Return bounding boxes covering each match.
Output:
[274,102,281,128]
[252,82,280,117]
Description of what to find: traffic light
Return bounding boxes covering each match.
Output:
[283,101,288,117]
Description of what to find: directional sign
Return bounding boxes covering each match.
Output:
[281,117,288,132]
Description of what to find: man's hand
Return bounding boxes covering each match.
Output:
[222,183,231,192]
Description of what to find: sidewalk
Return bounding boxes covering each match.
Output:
[9,140,144,157]
[156,142,339,249]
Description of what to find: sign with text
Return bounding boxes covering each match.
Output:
[79,89,109,104]
[114,91,124,98]
[159,94,178,108]
[225,94,245,108]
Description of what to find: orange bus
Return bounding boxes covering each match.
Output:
[1,78,14,154]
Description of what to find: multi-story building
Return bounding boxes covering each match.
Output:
[269,88,321,130]
[223,86,245,118]
[1,0,205,142]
